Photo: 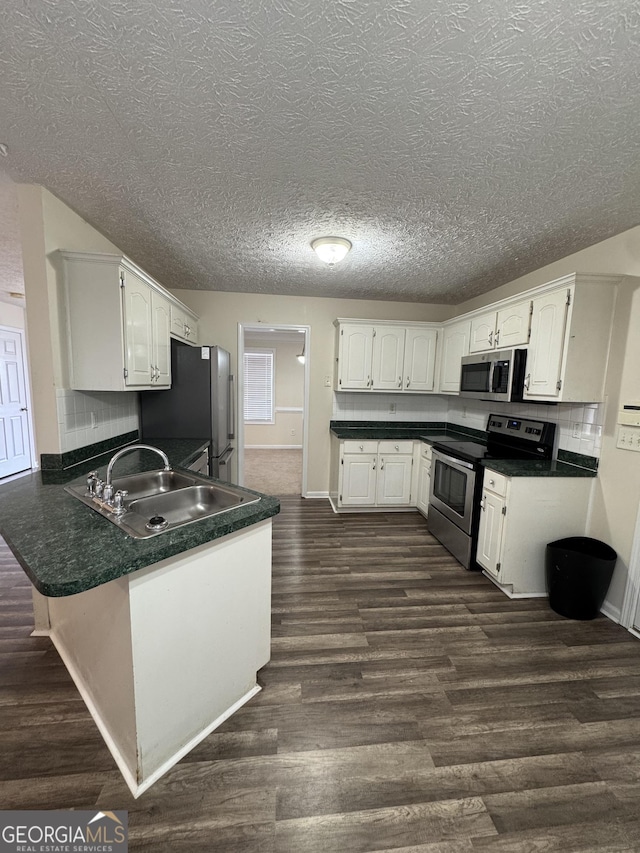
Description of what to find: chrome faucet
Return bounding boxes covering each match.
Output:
[106,443,171,486]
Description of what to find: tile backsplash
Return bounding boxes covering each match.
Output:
[333,393,604,458]
[333,392,448,423]
[56,389,139,453]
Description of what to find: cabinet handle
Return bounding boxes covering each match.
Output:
[488,330,493,346]
[367,376,371,387]
[359,445,363,451]
[406,376,410,387]
[524,373,531,390]
[395,445,399,451]
[398,376,402,387]
[495,330,500,346]
[380,460,384,470]
[480,499,485,510]
[373,460,376,470]
[489,479,495,486]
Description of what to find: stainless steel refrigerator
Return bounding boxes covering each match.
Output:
[139,339,235,480]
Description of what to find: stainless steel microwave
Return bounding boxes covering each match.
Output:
[459,348,528,402]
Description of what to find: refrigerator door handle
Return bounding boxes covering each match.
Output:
[228,374,235,440]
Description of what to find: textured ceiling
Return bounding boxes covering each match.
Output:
[1,0,640,304]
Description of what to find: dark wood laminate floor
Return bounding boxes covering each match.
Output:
[1,497,640,851]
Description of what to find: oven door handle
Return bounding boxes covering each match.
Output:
[432,450,475,471]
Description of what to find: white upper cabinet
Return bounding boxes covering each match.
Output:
[337,323,375,390]
[170,303,200,345]
[372,325,405,391]
[523,287,568,399]
[438,320,470,393]
[469,300,531,353]
[151,290,172,386]
[121,269,156,387]
[61,251,199,391]
[496,301,531,349]
[335,320,439,393]
[523,275,619,402]
[404,327,438,391]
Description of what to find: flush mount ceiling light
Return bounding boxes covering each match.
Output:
[311,237,352,265]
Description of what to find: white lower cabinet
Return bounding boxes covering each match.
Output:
[416,443,432,517]
[476,468,592,597]
[331,438,417,510]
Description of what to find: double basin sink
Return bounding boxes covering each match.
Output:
[66,469,260,539]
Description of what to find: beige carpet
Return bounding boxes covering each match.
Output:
[243,448,303,496]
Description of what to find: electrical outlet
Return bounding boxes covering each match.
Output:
[91,412,97,429]
[324,375,332,387]
[572,422,582,439]
[389,403,396,414]
[290,429,296,436]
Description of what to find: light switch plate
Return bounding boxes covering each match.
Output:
[616,425,640,451]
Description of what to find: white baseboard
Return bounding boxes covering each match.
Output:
[245,444,302,450]
[304,491,329,499]
[600,599,621,624]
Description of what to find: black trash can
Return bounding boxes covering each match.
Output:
[545,536,617,620]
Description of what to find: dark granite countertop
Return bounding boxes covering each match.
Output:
[0,438,280,598]
[330,421,597,478]
[480,458,597,478]
[330,420,483,442]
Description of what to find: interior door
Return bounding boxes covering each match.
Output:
[0,328,32,478]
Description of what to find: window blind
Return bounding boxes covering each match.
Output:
[244,349,275,423]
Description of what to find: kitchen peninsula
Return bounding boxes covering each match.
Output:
[0,439,280,797]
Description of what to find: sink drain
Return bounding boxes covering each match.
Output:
[145,514,168,531]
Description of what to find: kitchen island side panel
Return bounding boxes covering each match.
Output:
[128,520,272,783]
[46,576,139,782]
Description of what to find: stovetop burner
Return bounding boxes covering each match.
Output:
[432,414,556,466]
[432,440,490,465]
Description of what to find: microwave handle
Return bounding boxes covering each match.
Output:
[488,360,497,394]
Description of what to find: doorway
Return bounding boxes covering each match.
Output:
[0,325,33,479]
[237,324,310,497]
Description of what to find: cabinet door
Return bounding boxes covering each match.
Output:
[376,455,413,505]
[338,325,374,390]
[122,270,153,386]
[476,490,505,577]
[524,288,569,400]
[340,454,377,505]
[404,328,437,391]
[372,326,405,391]
[438,321,471,393]
[469,314,496,353]
[416,458,431,516]
[151,291,172,387]
[496,300,531,349]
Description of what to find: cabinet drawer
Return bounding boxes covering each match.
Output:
[483,469,508,497]
[378,440,414,454]
[342,440,379,454]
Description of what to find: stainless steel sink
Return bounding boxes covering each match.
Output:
[110,469,196,500]
[65,469,260,538]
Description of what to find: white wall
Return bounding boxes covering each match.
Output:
[0,302,25,329]
[16,186,139,455]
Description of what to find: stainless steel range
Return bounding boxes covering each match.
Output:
[428,414,556,569]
